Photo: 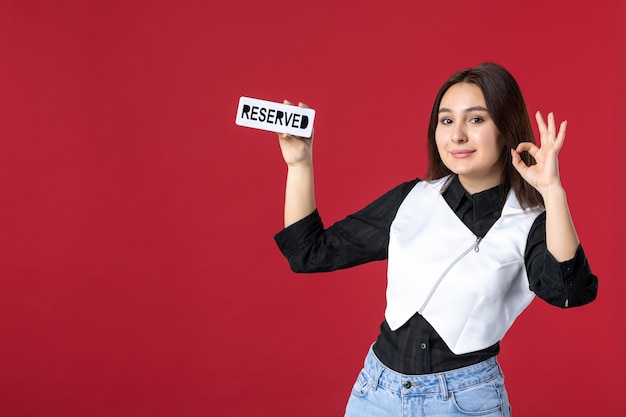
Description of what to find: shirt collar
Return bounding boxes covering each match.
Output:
[445,175,507,220]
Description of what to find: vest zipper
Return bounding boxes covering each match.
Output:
[474,236,482,252]
[418,239,479,314]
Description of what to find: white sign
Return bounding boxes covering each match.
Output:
[235,96,315,138]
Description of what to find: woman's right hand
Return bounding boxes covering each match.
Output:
[277,100,314,166]
[278,100,317,227]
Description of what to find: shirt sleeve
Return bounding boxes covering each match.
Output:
[274,179,420,273]
[524,211,598,308]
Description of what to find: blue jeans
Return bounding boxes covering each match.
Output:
[345,347,511,417]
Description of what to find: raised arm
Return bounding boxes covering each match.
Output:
[278,100,316,227]
[511,111,579,262]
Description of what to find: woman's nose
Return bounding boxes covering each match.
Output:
[452,125,467,143]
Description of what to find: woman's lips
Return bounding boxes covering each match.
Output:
[450,149,475,158]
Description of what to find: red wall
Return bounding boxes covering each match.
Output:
[1,1,624,416]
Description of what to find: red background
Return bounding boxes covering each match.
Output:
[1,1,624,416]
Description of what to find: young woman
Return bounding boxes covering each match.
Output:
[273,63,598,417]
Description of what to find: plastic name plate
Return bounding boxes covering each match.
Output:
[235,96,315,138]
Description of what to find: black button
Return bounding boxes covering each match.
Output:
[420,343,427,350]
[565,280,574,288]
[403,381,411,389]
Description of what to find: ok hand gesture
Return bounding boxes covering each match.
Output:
[511,111,567,194]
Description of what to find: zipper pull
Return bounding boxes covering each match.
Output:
[474,237,482,252]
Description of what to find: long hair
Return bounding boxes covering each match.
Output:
[425,63,543,208]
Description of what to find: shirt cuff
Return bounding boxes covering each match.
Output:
[274,209,323,259]
[544,244,598,307]
[545,244,582,283]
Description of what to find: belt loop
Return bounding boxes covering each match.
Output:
[371,363,384,391]
[437,374,449,400]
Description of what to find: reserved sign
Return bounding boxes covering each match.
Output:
[235,96,315,138]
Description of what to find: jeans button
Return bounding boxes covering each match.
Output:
[403,381,411,389]
[420,343,427,350]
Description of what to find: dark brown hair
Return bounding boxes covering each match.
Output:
[425,62,543,208]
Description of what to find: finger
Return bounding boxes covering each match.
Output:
[510,149,529,173]
[298,102,309,108]
[547,112,556,139]
[283,99,293,105]
[515,142,542,161]
[555,120,567,145]
[516,141,539,157]
[535,111,548,137]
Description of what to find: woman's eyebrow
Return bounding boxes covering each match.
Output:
[438,106,489,113]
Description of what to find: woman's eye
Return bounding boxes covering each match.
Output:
[440,118,452,125]
[469,117,483,123]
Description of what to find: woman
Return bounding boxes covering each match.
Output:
[273,63,598,416]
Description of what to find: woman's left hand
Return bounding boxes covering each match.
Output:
[511,111,567,193]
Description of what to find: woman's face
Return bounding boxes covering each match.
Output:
[435,82,505,194]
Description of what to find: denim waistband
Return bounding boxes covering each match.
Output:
[362,346,502,396]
